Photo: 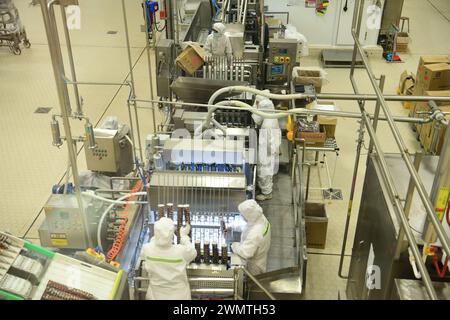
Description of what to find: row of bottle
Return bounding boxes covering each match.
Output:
[194,241,228,265]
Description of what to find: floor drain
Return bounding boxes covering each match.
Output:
[323,188,343,200]
[34,107,52,114]
[107,31,118,35]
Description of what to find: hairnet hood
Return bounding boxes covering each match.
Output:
[258,99,275,111]
[255,90,270,104]
[212,23,226,34]
[238,199,263,224]
[154,217,175,247]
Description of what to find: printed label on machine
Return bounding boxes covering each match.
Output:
[50,233,68,246]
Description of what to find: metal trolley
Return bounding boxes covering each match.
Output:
[0,0,30,55]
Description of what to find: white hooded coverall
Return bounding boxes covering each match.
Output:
[231,200,271,275]
[252,98,282,195]
[204,22,233,57]
[140,217,197,300]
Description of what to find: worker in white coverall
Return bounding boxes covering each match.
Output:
[140,217,197,300]
[252,97,282,201]
[228,199,271,275]
[204,22,233,57]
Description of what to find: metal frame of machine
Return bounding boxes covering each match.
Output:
[30,0,450,301]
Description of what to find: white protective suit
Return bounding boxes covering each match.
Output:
[204,22,233,57]
[140,218,197,300]
[231,200,271,275]
[252,98,282,196]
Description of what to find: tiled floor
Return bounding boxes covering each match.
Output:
[0,0,449,299]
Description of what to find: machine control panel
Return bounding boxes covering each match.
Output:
[266,38,298,83]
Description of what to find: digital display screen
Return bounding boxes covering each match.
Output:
[271,65,284,75]
[278,48,288,54]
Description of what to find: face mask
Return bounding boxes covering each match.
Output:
[212,32,220,38]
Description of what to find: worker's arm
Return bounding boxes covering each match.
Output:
[204,36,212,54]
[232,229,262,260]
[180,225,197,263]
[227,217,247,233]
[180,236,197,263]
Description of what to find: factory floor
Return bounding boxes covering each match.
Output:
[1,0,449,300]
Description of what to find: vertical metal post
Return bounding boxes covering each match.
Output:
[165,0,175,41]
[394,151,423,259]
[338,0,366,279]
[143,0,157,133]
[368,74,386,154]
[121,0,144,162]
[423,124,450,243]
[39,0,92,247]
[60,4,82,116]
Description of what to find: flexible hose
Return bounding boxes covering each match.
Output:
[106,180,144,261]
[199,86,308,132]
[96,191,147,252]
[83,191,146,205]
[408,247,422,279]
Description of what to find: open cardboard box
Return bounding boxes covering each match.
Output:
[175,43,206,75]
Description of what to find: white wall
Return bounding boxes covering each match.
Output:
[265,0,383,48]
[265,0,342,46]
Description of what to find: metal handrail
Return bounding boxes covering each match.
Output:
[240,267,276,300]
[346,0,450,300]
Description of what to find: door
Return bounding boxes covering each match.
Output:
[336,0,385,46]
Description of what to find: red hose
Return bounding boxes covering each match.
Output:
[107,180,144,262]
[432,254,449,278]
[445,201,450,227]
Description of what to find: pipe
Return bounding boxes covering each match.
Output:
[394,151,423,260]
[367,74,385,154]
[316,93,450,103]
[82,191,147,205]
[121,0,144,162]
[409,247,422,279]
[142,1,158,133]
[60,4,82,116]
[135,99,434,126]
[40,0,92,247]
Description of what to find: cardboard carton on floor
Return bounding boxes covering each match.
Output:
[305,202,328,249]
[415,55,450,82]
[396,32,410,53]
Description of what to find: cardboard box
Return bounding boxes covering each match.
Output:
[296,130,326,147]
[305,202,328,249]
[419,63,450,91]
[411,56,450,117]
[396,32,409,53]
[398,70,415,96]
[175,44,206,75]
[416,55,450,82]
[294,69,323,93]
[317,115,337,138]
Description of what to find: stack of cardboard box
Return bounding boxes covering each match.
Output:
[410,55,450,154]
